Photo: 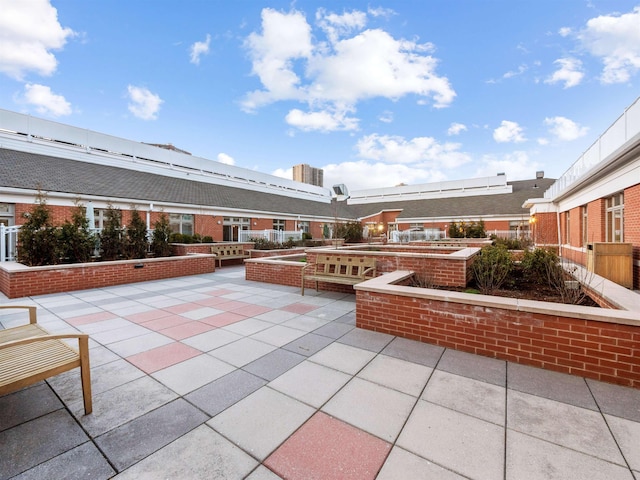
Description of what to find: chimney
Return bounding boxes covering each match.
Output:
[536,171,544,179]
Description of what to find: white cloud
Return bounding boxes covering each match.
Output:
[493,121,526,143]
[23,83,71,116]
[242,8,455,132]
[127,85,163,120]
[355,133,471,169]
[447,122,467,136]
[544,116,588,141]
[217,153,235,165]
[503,64,528,79]
[285,108,359,132]
[378,111,394,123]
[189,34,211,65]
[0,0,75,80]
[545,58,584,88]
[577,6,640,84]
[537,137,550,146]
[474,151,541,180]
[558,27,572,37]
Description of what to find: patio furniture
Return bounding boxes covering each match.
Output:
[301,254,377,295]
[210,244,250,268]
[0,305,92,414]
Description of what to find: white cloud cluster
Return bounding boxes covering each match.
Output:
[127,85,163,120]
[447,122,467,136]
[0,0,74,80]
[474,151,541,181]
[493,121,525,143]
[544,116,588,141]
[22,83,71,117]
[190,34,211,65]
[545,58,584,88]
[242,7,455,132]
[217,153,235,165]
[577,6,640,84]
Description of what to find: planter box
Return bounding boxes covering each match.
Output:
[0,254,216,299]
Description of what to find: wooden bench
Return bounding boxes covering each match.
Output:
[301,254,377,296]
[0,305,92,414]
[210,244,251,268]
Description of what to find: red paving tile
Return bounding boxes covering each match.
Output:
[265,412,391,480]
[66,311,118,326]
[204,289,236,297]
[126,342,202,373]
[199,312,247,327]
[280,303,319,315]
[139,314,192,331]
[194,296,232,307]
[163,303,203,314]
[231,304,273,317]
[159,321,216,340]
[125,309,174,324]
[215,300,251,312]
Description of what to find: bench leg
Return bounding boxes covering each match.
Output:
[79,336,92,414]
[301,278,305,296]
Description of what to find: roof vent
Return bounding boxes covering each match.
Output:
[497,172,505,176]
[536,171,544,179]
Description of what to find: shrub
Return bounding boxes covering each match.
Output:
[58,202,95,263]
[334,221,363,242]
[125,207,149,259]
[491,235,532,250]
[99,205,124,261]
[202,235,213,243]
[151,213,172,257]
[449,220,486,238]
[472,244,513,294]
[521,247,558,284]
[17,190,59,266]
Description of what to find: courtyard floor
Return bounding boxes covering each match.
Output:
[1,265,639,479]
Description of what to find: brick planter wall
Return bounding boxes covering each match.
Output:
[171,242,254,256]
[249,248,306,258]
[356,271,640,389]
[245,258,304,288]
[0,255,216,299]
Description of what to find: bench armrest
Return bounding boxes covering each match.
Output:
[0,305,37,324]
[0,333,89,350]
[361,266,376,278]
[301,262,317,273]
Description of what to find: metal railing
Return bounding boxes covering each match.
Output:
[544,96,640,200]
[238,230,303,243]
[0,224,19,262]
[390,229,446,243]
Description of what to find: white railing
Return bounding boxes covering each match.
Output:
[490,230,531,240]
[389,229,446,243]
[0,224,19,262]
[545,96,640,200]
[238,230,303,243]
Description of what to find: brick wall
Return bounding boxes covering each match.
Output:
[624,184,640,289]
[0,255,216,298]
[356,274,640,389]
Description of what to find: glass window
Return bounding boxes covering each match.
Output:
[169,213,194,235]
[273,219,286,231]
[298,221,310,233]
[605,192,624,242]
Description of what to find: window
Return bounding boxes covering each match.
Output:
[582,205,588,246]
[169,213,194,235]
[298,221,310,234]
[273,219,286,231]
[606,192,624,242]
[565,211,570,244]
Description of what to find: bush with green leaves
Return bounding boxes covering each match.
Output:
[17,191,59,266]
[125,207,149,259]
[521,247,559,285]
[58,202,95,263]
[151,213,173,257]
[99,205,124,261]
[449,220,486,238]
[490,235,532,250]
[472,244,513,294]
[334,221,363,242]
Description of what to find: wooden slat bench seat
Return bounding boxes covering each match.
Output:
[0,305,92,414]
[210,244,250,268]
[301,254,377,296]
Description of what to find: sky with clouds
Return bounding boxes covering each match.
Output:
[0,0,638,192]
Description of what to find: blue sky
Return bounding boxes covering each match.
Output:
[1,1,639,192]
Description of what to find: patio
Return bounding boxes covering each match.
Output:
[1,265,639,479]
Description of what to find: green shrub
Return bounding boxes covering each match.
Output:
[58,202,95,263]
[151,213,172,257]
[17,190,59,266]
[472,244,513,294]
[334,221,363,242]
[202,235,213,243]
[125,207,149,259]
[522,247,559,284]
[491,235,532,250]
[449,220,486,238]
[99,205,124,261]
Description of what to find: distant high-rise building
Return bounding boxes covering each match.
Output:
[293,163,324,187]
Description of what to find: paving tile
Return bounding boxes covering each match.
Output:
[152,354,235,395]
[358,354,432,397]
[12,441,115,480]
[282,332,335,357]
[0,410,88,480]
[506,429,634,480]
[437,348,506,386]
[193,295,236,307]
[323,377,416,442]
[222,317,273,336]
[587,379,640,422]
[508,362,597,410]
[604,414,640,473]
[124,308,174,324]
[90,323,152,345]
[337,328,394,353]
[231,304,274,317]
[210,337,276,367]
[279,313,333,332]
[199,311,246,327]
[137,313,191,330]
[70,376,178,437]
[185,369,267,417]
[208,387,315,461]
[159,320,215,340]
[254,309,301,324]
[381,336,444,367]
[507,390,625,465]
[423,370,506,425]
[265,411,391,480]
[106,331,174,357]
[77,317,133,334]
[312,319,355,339]
[335,310,356,325]
[178,306,224,320]
[309,341,376,374]
[397,401,504,480]
[113,424,258,479]
[279,302,319,314]
[0,384,62,432]
[163,302,203,314]
[65,311,118,326]
[269,360,351,408]
[181,328,242,352]
[377,446,467,480]
[86,344,121,367]
[243,348,306,381]
[95,399,208,472]
[245,465,283,480]
[305,305,354,321]
[126,342,202,373]
[249,324,307,347]
[215,300,252,311]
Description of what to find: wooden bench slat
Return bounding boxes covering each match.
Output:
[301,254,376,295]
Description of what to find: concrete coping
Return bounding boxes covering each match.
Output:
[355,270,640,327]
[303,245,480,260]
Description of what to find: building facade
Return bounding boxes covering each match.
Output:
[293,164,324,187]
